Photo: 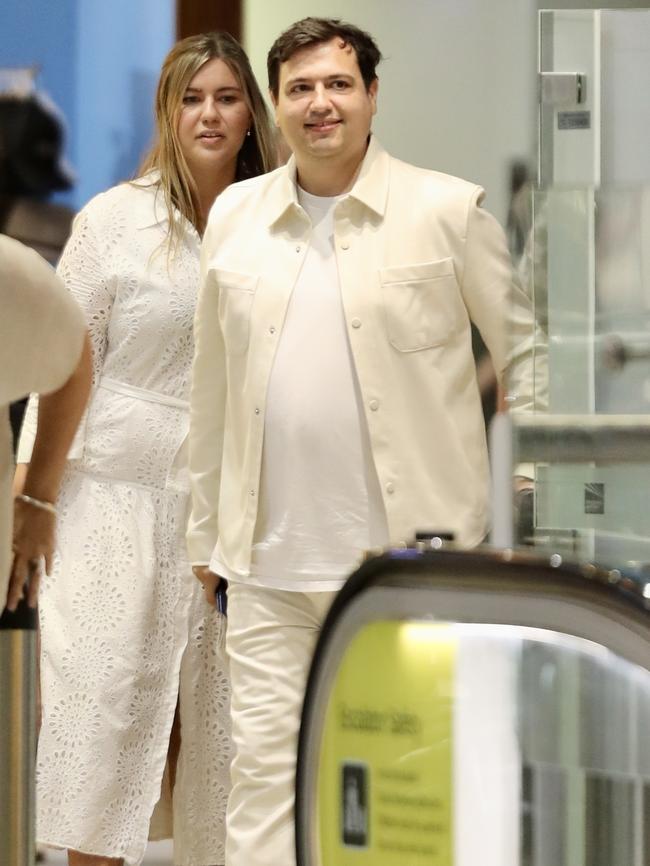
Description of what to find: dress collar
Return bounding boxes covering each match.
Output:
[131,172,199,241]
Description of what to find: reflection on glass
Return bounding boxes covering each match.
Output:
[504,8,650,566]
[508,187,650,566]
[530,187,650,416]
[518,626,649,866]
[315,620,650,866]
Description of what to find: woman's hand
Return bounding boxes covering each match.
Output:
[7,497,56,612]
[4,334,92,613]
[192,564,222,607]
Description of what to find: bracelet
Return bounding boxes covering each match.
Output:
[15,493,57,516]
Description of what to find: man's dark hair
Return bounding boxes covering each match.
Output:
[267,17,382,99]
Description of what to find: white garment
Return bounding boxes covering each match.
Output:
[19,180,231,866]
[0,234,85,606]
[214,188,387,591]
[188,137,545,576]
[224,583,336,866]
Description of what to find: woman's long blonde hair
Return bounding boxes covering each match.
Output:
[139,32,276,246]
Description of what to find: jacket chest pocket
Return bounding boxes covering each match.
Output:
[215,269,258,355]
[380,258,464,352]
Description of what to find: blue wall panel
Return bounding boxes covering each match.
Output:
[0,0,174,210]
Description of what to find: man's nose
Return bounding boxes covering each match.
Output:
[310,84,332,112]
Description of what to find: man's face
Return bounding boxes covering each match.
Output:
[272,38,377,167]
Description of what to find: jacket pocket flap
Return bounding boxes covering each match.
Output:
[212,268,259,293]
[380,258,455,285]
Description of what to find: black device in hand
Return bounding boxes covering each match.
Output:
[216,579,228,616]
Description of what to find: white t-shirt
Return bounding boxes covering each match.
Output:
[0,235,86,606]
[215,188,388,591]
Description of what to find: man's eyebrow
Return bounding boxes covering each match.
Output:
[284,73,355,86]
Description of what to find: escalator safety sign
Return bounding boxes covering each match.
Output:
[317,621,456,865]
[342,761,369,847]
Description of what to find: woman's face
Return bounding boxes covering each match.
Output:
[177,57,251,181]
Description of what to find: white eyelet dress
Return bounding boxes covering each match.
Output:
[19,177,231,866]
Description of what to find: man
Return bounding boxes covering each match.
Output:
[188,17,538,866]
[1,234,91,612]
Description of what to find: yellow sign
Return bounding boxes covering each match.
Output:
[317,621,456,865]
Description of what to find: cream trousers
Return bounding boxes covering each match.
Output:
[224,583,337,866]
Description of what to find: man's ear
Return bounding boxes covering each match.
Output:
[368,78,379,117]
[268,88,280,127]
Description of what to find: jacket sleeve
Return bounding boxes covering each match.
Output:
[186,218,227,565]
[459,186,547,413]
[17,201,114,462]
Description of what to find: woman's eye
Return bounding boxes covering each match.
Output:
[182,95,199,104]
[219,95,236,104]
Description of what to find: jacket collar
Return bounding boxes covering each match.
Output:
[267,135,390,228]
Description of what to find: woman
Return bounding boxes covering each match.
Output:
[17,32,275,866]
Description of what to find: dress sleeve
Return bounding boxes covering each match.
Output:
[186,218,227,565]
[17,201,115,462]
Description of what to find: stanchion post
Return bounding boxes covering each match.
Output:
[489,412,515,548]
[0,599,37,866]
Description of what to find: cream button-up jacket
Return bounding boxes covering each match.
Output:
[188,137,539,575]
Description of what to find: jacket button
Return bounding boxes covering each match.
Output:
[254,407,260,415]
[351,318,361,329]
[249,489,256,497]
[369,399,379,411]
[296,246,301,253]
[385,482,395,494]
[269,326,276,334]
[341,242,350,250]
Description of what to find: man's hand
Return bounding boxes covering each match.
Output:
[513,476,535,546]
[192,564,223,607]
[514,475,534,494]
[7,497,56,612]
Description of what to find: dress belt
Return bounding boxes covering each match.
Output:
[99,376,189,410]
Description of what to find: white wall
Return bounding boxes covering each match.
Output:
[244,0,537,224]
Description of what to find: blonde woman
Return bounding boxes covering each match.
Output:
[17,32,275,866]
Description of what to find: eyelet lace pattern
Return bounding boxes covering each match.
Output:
[35,181,230,866]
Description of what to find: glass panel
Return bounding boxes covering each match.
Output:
[527,187,650,416]
[600,11,650,188]
[538,10,600,188]
[511,10,650,560]
[511,186,650,563]
[314,620,650,866]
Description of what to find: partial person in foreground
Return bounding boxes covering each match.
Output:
[188,17,540,866]
[17,33,275,866]
[1,234,90,614]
